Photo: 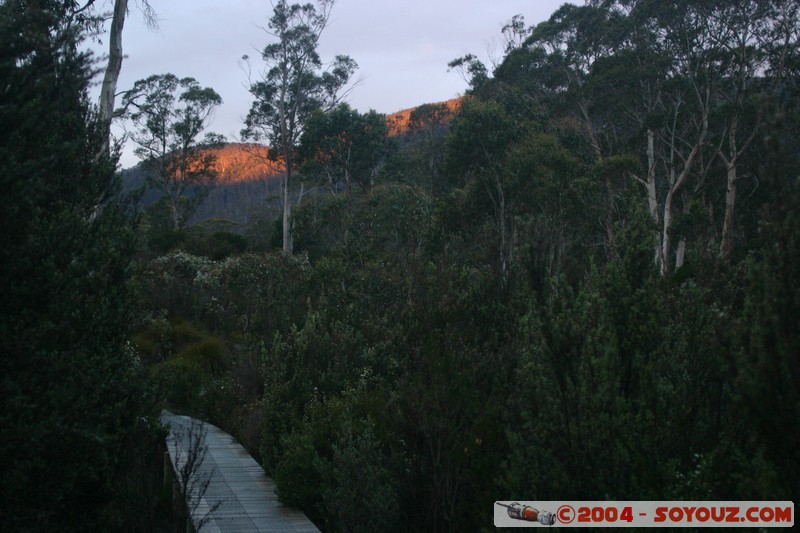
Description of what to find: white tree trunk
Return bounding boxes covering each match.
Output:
[279,87,293,254]
[282,160,293,254]
[646,129,658,221]
[646,129,662,268]
[661,195,674,276]
[675,239,686,270]
[719,161,737,261]
[661,145,700,276]
[99,0,128,147]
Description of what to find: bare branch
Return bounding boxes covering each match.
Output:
[168,419,223,531]
[73,0,98,17]
[135,0,160,30]
[628,171,648,188]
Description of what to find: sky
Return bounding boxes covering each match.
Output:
[87,0,576,168]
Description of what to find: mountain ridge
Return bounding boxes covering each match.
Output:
[123,98,463,181]
[122,98,462,224]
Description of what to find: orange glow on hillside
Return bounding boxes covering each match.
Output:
[205,143,284,184]
[386,97,462,136]
[181,99,463,185]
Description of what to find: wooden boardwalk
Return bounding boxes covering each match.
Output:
[161,412,320,533]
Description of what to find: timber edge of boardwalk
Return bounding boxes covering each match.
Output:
[161,411,321,533]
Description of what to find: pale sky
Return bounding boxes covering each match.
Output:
[87,0,576,167]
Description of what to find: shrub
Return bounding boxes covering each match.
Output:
[180,337,226,374]
[150,357,203,411]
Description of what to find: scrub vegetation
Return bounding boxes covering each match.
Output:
[1,0,798,531]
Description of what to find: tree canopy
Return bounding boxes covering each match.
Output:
[122,73,224,232]
[242,0,357,253]
[0,1,155,529]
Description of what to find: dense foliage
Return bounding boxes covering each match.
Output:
[3,0,798,532]
[0,1,163,531]
[136,2,797,531]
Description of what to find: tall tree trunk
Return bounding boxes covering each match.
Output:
[580,101,602,161]
[661,192,675,276]
[345,145,352,194]
[662,144,701,275]
[719,160,737,262]
[170,200,180,232]
[283,157,293,254]
[278,83,293,254]
[675,238,686,270]
[99,0,128,150]
[497,177,507,282]
[661,91,708,276]
[646,129,662,268]
[646,129,658,221]
[718,108,766,263]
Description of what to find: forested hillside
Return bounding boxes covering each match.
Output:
[122,104,459,226]
[2,0,798,532]
[122,143,284,225]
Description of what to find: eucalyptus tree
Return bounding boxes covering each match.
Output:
[42,1,158,148]
[615,0,795,271]
[526,0,794,272]
[122,74,224,231]
[98,0,158,147]
[713,0,798,261]
[242,0,357,253]
[298,104,391,194]
[524,3,626,160]
[445,99,522,282]
[638,1,716,273]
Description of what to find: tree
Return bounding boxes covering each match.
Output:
[448,53,489,90]
[34,1,159,152]
[714,0,798,261]
[298,104,392,194]
[122,74,224,232]
[98,0,158,151]
[493,0,794,273]
[584,0,797,272]
[525,3,625,160]
[99,0,128,134]
[242,0,357,254]
[0,1,150,529]
[445,99,523,281]
[406,102,452,191]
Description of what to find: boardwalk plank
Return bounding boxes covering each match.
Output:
[161,412,321,533]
